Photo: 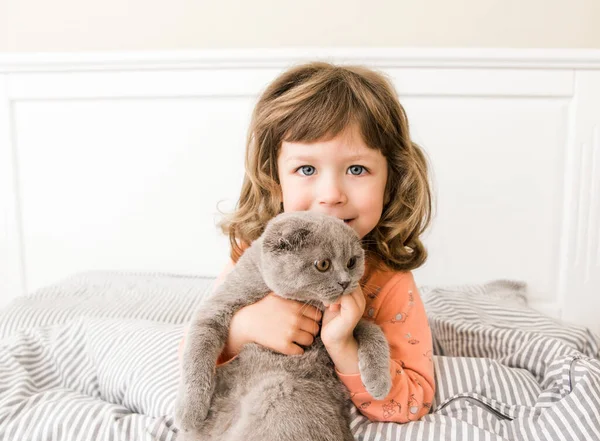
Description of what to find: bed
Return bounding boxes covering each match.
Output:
[0,271,598,440]
[1,49,600,440]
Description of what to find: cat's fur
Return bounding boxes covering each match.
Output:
[175,211,392,441]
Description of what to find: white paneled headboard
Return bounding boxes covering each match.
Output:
[1,49,599,333]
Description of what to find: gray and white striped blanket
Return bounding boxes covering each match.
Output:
[0,271,599,441]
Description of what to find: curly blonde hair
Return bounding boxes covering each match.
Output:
[220,61,433,272]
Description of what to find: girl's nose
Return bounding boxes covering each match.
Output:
[318,177,347,206]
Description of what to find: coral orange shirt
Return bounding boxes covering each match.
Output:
[336,268,435,422]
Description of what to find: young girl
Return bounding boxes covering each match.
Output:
[180,61,435,423]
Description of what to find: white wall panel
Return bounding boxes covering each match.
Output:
[0,49,599,333]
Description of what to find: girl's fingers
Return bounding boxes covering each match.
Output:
[349,287,366,309]
[340,291,357,309]
[283,342,304,356]
[293,330,315,347]
[292,300,323,322]
[298,316,321,336]
[304,306,323,322]
[338,289,364,316]
[328,303,341,312]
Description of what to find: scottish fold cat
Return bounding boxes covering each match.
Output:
[176,211,391,441]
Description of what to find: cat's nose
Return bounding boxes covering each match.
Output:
[338,281,349,291]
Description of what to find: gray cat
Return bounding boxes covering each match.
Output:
[175,211,392,441]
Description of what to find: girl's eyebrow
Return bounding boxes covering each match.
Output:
[284,153,375,163]
[284,155,315,163]
[345,154,375,162]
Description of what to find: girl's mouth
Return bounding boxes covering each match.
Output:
[343,218,354,224]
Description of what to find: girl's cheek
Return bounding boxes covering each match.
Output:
[282,188,313,212]
[365,176,386,198]
[353,178,381,195]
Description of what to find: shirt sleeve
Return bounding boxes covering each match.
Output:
[336,272,435,423]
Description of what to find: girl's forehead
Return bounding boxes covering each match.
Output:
[279,126,383,161]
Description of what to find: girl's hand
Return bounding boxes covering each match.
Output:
[231,292,322,356]
[321,286,366,349]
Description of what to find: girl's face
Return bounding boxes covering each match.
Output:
[277,124,388,239]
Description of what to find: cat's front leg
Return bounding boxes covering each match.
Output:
[175,314,228,433]
[353,319,392,400]
[175,264,269,433]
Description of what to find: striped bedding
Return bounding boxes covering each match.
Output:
[0,271,599,441]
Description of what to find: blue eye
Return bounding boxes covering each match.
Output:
[348,165,367,176]
[298,165,316,176]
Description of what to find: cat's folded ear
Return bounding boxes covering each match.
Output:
[265,227,312,253]
[263,213,318,253]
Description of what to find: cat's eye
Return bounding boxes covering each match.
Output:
[314,259,331,272]
[347,257,357,269]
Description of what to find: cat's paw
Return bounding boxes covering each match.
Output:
[175,426,202,441]
[175,359,216,431]
[174,390,211,433]
[360,364,392,400]
[366,374,392,400]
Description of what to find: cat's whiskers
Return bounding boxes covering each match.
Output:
[297,302,312,317]
[297,299,322,322]
[307,299,321,315]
